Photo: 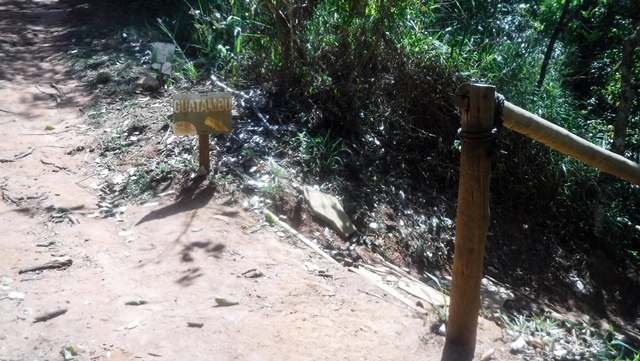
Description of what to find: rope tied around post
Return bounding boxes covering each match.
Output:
[456,90,505,157]
[456,127,499,142]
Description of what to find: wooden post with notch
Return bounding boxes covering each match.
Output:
[442,83,495,361]
[198,134,210,173]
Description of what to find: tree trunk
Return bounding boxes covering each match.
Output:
[611,26,640,155]
[349,0,395,85]
[536,0,572,91]
[264,0,294,86]
[593,25,640,237]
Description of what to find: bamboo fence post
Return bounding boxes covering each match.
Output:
[442,83,495,361]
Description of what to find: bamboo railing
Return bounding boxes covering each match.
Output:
[504,102,640,185]
[442,83,640,361]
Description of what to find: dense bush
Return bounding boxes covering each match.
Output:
[148,0,640,317]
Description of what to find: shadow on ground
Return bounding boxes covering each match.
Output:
[0,1,86,113]
[135,178,216,226]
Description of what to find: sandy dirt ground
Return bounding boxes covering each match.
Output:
[0,1,518,360]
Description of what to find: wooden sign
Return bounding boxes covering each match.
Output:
[171,92,233,174]
[172,93,232,135]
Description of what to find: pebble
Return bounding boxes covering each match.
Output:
[480,348,495,361]
[8,292,24,300]
[510,336,527,353]
[553,349,567,357]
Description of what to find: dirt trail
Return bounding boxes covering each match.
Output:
[0,1,514,360]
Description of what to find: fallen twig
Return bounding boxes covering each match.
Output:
[358,289,404,308]
[314,271,334,278]
[0,108,16,114]
[19,276,43,282]
[0,147,34,163]
[358,289,385,301]
[240,268,264,278]
[2,191,20,206]
[241,268,257,275]
[264,209,339,265]
[19,258,72,274]
[235,313,245,325]
[66,214,80,225]
[75,173,96,193]
[33,308,68,323]
[40,158,73,173]
[244,270,263,278]
[187,322,204,328]
[22,129,73,135]
[50,83,65,98]
[36,85,61,105]
[349,266,427,314]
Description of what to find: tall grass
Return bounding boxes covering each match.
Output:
[156,0,275,83]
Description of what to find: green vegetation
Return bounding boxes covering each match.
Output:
[68,0,639,354]
[123,163,175,202]
[602,339,640,361]
[424,272,449,323]
[260,181,284,198]
[293,131,352,176]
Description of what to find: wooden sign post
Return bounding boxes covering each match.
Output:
[198,134,211,172]
[172,93,233,174]
[442,83,495,361]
